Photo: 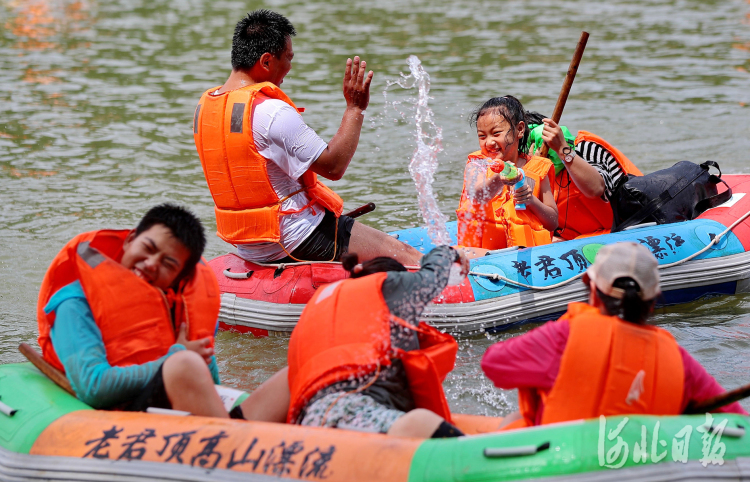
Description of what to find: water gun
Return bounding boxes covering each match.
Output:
[489,161,526,210]
[513,169,526,211]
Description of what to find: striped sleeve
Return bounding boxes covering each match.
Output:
[575,141,625,201]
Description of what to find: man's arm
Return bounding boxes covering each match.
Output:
[48,283,184,408]
[308,56,373,181]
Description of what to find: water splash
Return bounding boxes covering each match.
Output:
[385,55,451,246]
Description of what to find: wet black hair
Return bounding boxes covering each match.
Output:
[524,111,547,127]
[341,253,407,279]
[469,96,548,154]
[231,10,296,71]
[594,277,656,325]
[135,203,206,280]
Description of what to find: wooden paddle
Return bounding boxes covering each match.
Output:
[685,381,750,414]
[343,202,376,219]
[538,31,590,159]
[19,342,75,396]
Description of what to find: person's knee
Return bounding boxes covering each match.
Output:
[162,350,212,389]
[387,408,444,438]
[161,351,228,418]
[240,367,290,423]
[407,408,441,424]
[349,222,422,264]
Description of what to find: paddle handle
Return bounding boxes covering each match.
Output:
[685,382,750,414]
[19,343,75,396]
[343,202,376,219]
[538,31,589,159]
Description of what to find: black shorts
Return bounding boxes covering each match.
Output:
[118,365,172,412]
[117,364,244,419]
[277,210,355,263]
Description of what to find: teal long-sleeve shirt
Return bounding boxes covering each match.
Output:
[45,281,220,409]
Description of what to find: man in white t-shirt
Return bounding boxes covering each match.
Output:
[196,10,421,265]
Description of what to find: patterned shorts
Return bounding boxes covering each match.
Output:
[299,392,405,434]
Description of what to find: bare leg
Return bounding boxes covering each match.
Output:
[348,221,422,265]
[386,408,443,438]
[496,410,522,430]
[162,351,228,418]
[240,367,290,423]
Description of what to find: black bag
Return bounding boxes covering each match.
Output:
[611,160,731,232]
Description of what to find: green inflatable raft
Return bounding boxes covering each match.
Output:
[1,362,748,481]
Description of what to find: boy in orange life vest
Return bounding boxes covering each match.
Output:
[456,96,558,255]
[37,204,289,422]
[482,242,747,430]
[288,246,469,438]
[193,10,422,266]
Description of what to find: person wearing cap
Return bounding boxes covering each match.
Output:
[481,242,747,430]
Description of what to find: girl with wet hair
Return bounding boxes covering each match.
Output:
[456,96,558,254]
[467,96,543,156]
[481,242,747,429]
[465,97,640,242]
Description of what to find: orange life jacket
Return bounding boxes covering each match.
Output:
[287,272,458,424]
[193,82,344,245]
[553,131,643,240]
[507,302,683,429]
[456,153,554,249]
[37,230,220,372]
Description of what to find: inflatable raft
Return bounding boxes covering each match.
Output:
[211,174,750,336]
[1,362,749,481]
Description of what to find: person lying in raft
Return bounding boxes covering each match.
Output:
[456,96,558,256]
[193,10,422,266]
[37,204,289,421]
[481,242,747,430]
[524,112,642,240]
[286,246,469,438]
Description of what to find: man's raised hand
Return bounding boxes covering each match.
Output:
[342,56,373,111]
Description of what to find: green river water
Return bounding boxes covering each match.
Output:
[1,0,750,415]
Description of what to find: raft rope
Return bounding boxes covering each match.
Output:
[223,209,750,284]
[469,208,750,291]
[224,260,421,279]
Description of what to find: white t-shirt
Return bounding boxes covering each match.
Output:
[235,98,328,262]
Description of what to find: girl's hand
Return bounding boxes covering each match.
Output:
[488,161,521,185]
[176,323,214,365]
[541,118,568,155]
[513,177,536,205]
[494,172,521,186]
